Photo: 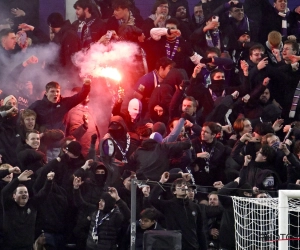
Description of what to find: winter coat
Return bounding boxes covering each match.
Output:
[72,16,106,49]
[131,138,191,181]
[73,188,130,250]
[150,184,207,250]
[51,20,81,68]
[192,138,231,186]
[17,143,46,172]
[1,178,52,249]
[29,84,90,132]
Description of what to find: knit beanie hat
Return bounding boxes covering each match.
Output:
[122,170,132,180]
[65,141,82,157]
[153,122,167,137]
[149,132,163,143]
[3,95,17,106]
[100,192,116,213]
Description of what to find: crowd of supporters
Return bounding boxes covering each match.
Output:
[0,0,300,249]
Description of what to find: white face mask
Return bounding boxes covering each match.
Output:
[263,176,274,187]
[128,98,142,121]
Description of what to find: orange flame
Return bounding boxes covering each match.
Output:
[94,67,121,82]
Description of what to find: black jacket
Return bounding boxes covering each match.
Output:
[29,83,90,132]
[192,138,231,185]
[131,138,191,181]
[218,181,239,249]
[100,116,140,163]
[0,114,20,166]
[73,188,130,250]
[17,143,46,172]
[72,17,106,49]
[51,20,81,68]
[1,178,52,249]
[150,184,207,250]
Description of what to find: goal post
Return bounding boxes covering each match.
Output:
[232,191,300,250]
[278,190,300,250]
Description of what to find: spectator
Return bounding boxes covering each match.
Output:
[72,0,106,49]
[73,177,130,250]
[192,122,231,198]
[47,12,81,70]
[146,18,202,75]
[101,116,140,163]
[191,2,205,29]
[17,130,46,173]
[29,79,91,160]
[66,87,100,158]
[122,208,164,250]
[1,170,54,250]
[130,131,191,181]
[142,0,171,39]
[150,172,207,250]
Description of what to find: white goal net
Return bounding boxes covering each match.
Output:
[232,193,300,250]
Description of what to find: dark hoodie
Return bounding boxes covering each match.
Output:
[100,116,140,163]
[16,143,46,172]
[51,20,81,68]
[255,169,281,197]
[131,138,191,181]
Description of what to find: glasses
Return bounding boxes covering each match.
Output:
[233,8,244,13]
[159,5,169,9]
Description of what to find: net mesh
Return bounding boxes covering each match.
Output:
[232,196,300,250]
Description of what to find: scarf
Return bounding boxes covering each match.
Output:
[118,11,135,26]
[265,41,283,64]
[77,18,96,48]
[201,67,212,87]
[194,15,205,25]
[275,7,290,37]
[231,15,250,34]
[165,37,180,60]
[149,14,170,27]
[205,29,220,49]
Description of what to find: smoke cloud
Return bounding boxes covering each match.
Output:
[72,41,141,79]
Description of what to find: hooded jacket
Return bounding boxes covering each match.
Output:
[255,169,281,197]
[131,138,191,181]
[100,116,140,163]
